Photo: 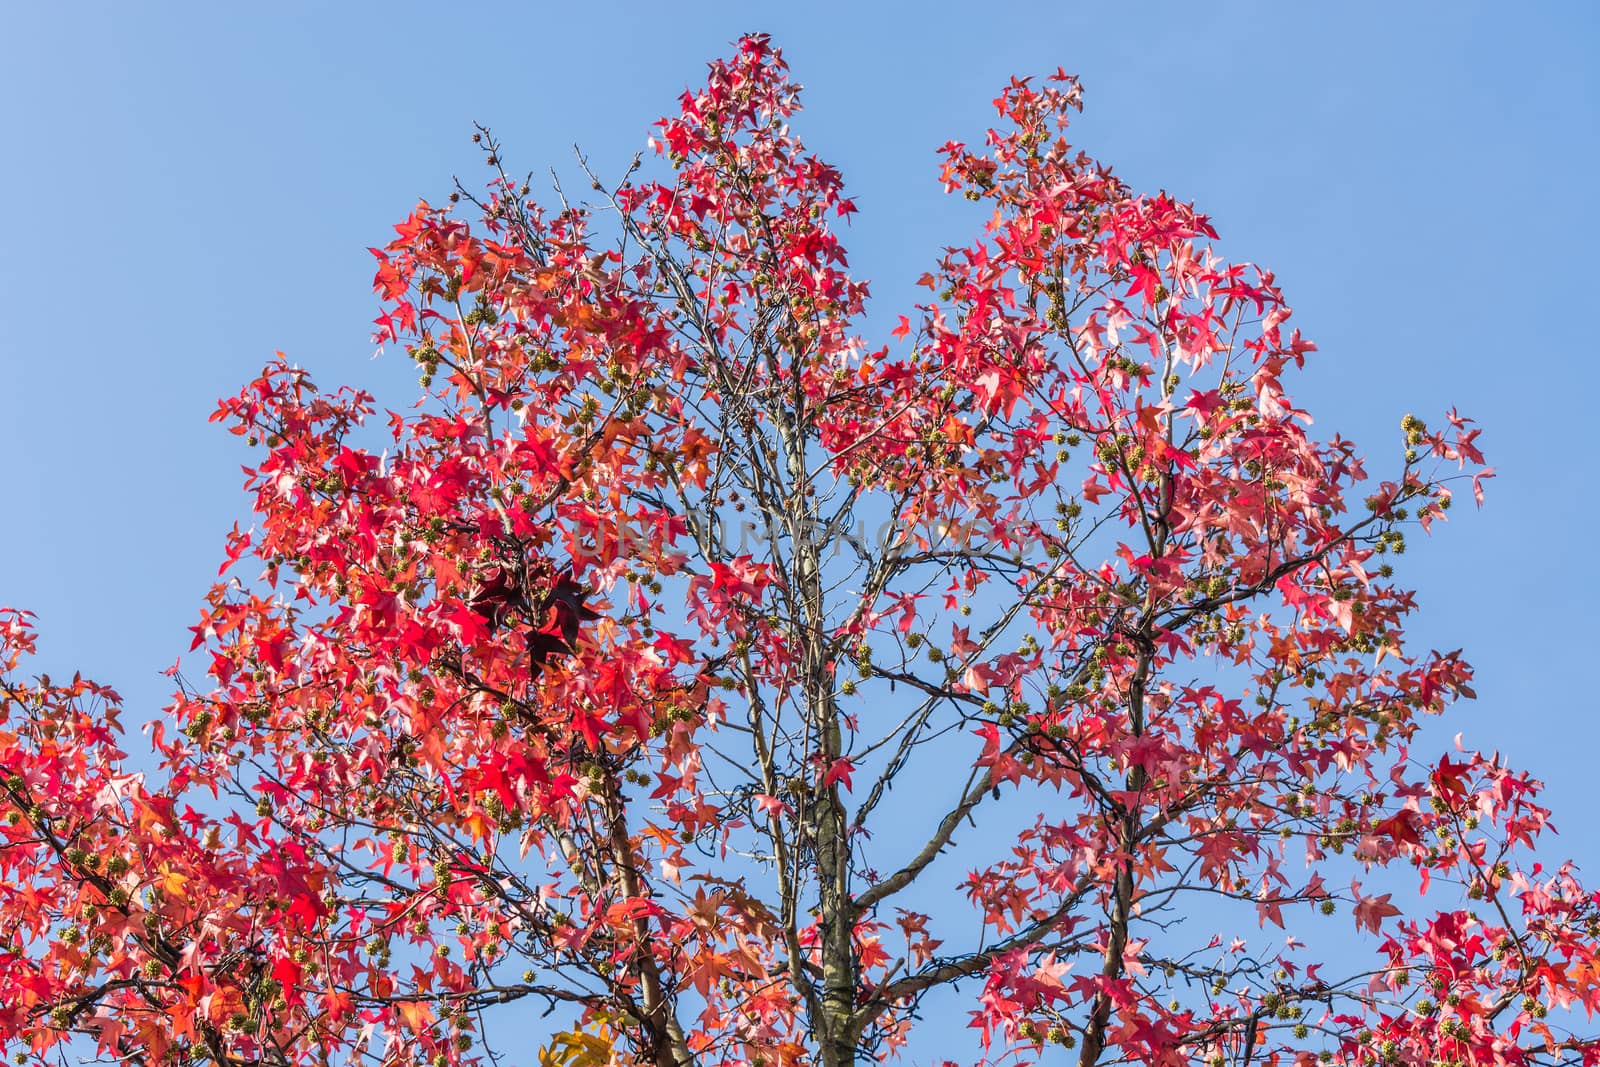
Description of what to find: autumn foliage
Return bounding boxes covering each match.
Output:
[1,35,1595,1067]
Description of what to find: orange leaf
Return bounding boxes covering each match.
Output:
[397,999,436,1033]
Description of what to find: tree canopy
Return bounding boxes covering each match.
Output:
[0,34,1593,1067]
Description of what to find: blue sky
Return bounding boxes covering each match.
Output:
[1,0,1596,1056]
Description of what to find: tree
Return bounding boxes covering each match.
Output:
[0,33,1593,1067]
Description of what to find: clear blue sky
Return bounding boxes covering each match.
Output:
[1,0,1596,1055]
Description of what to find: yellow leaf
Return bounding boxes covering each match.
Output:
[157,863,189,898]
[538,1029,614,1067]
